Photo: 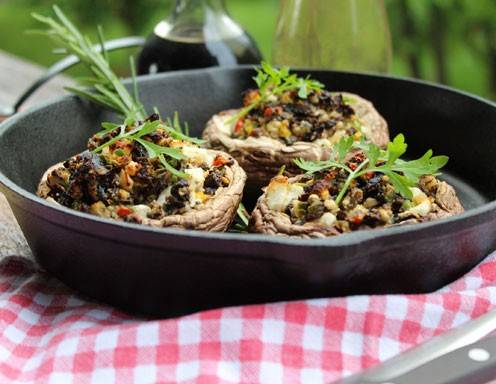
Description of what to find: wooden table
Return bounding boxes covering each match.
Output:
[0,51,73,259]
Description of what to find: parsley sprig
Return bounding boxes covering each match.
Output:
[294,134,449,205]
[229,62,324,123]
[93,119,188,178]
[32,6,205,179]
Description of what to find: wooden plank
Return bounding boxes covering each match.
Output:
[0,50,73,110]
[0,194,31,258]
[0,51,73,259]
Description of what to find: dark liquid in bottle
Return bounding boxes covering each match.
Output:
[137,34,263,74]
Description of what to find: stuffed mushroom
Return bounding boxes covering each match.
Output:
[250,135,463,238]
[203,63,389,189]
[34,10,247,232]
[38,115,246,231]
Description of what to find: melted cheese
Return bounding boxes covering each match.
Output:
[157,186,172,205]
[319,212,337,226]
[214,114,234,136]
[133,205,151,219]
[265,176,304,212]
[185,167,207,207]
[182,145,216,167]
[313,138,332,148]
[403,187,432,217]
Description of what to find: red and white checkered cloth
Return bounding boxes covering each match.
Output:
[1,253,495,384]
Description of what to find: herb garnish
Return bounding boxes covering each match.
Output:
[294,134,449,205]
[32,6,204,178]
[32,6,145,122]
[230,203,249,233]
[92,119,188,178]
[229,62,324,123]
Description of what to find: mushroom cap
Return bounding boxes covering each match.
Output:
[37,149,247,232]
[249,175,464,239]
[202,92,389,190]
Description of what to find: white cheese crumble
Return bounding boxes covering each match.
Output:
[185,167,206,207]
[132,205,151,219]
[157,186,172,205]
[265,177,304,212]
[214,114,234,136]
[182,145,216,167]
[313,138,332,148]
[404,187,432,217]
[319,212,337,226]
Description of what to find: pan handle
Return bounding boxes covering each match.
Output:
[9,36,146,116]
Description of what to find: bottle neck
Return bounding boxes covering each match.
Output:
[172,0,227,19]
[155,0,241,42]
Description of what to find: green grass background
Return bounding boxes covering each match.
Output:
[0,0,494,100]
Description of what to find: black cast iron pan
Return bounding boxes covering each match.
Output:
[0,66,495,318]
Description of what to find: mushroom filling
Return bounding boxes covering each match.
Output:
[265,155,437,233]
[44,120,233,223]
[232,90,363,145]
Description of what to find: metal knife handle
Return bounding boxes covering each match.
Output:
[337,309,496,383]
[341,336,496,384]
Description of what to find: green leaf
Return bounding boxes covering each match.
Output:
[237,202,249,226]
[335,136,354,162]
[101,122,120,130]
[387,134,408,164]
[164,112,206,145]
[293,158,351,174]
[134,138,185,161]
[95,122,120,137]
[367,144,381,167]
[124,117,136,127]
[343,96,357,105]
[158,155,188,179]
[97,25,108,63]
[386,172,414,200]
[296,132,449,207]
[131,120,161,138]
[238,62,323,122]
[163,126,206,145]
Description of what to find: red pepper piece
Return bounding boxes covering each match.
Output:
[213,155,229,167]
[263,107,274,117]
[352,216,363,225]
[117,206,132,217]
[234,119,244,134]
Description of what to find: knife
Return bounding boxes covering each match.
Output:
[337,309,496,384]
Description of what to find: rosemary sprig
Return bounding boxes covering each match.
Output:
[32,5,146,121]
[228,61,324,124]
[32,6,205,178]
[294,134,449,205]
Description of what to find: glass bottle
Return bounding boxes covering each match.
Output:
[138,0,263,74]
[272,0,392,73]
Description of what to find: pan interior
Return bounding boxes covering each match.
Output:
[0,68,494,215]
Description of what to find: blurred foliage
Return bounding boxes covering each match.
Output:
[0,0,495,99]
[386,0,496,99]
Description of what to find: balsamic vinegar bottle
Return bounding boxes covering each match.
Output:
[137,0,263,74]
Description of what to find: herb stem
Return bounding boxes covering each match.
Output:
[335,159,370,205]
[227,100,262,124]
